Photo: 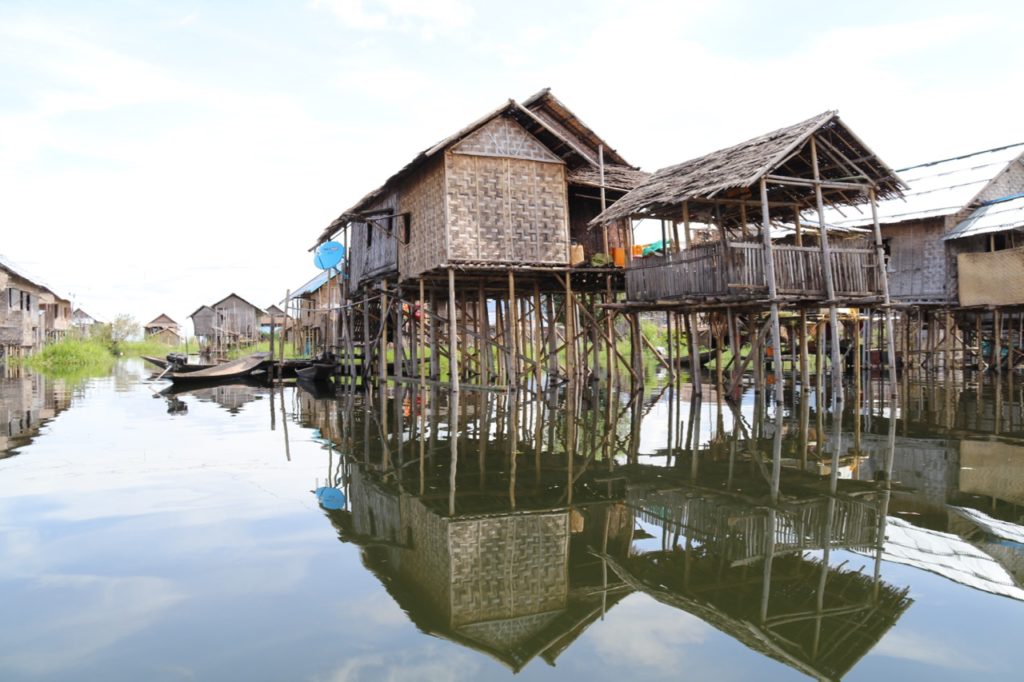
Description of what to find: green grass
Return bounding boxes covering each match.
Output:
[119,338,188,357]
[24,338,115,379]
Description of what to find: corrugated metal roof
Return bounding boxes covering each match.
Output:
[823,142,1024,229]
[830,143,1024,227]
[289,270,331,299]
[944,194,1024,241]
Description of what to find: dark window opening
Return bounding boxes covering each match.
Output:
[366,223,373,249]
[403,215,411,244]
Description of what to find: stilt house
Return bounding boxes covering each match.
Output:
[210,294,264,345]
[316,88,646,294]
[825,143,1024,307]
[188,305,215,342]
[144,314,181,345]
[288,270,341,355]
[592,111,903,307]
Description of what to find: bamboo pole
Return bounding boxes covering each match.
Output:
[448,268,459,391]
[868,187,899,401]
[419,279,426,383]
[759,176,785,401]
[810,136,843,407]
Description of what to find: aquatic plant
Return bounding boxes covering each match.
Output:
[24,338,115,375]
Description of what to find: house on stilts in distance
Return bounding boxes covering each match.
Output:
[591,111,905,401]
[315,88,648,388]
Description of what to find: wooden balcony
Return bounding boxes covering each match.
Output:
[626,241,880,303]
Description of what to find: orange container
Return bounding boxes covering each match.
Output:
[632,244,644,257]
[611,247,626,267]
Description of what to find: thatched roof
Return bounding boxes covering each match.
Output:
[592,111,904,225]
[316,89,641,245]
[567,165,650,192]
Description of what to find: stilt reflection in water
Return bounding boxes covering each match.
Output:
[296,381,924,679]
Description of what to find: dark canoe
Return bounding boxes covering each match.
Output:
[295,362,335,382]
[167,353,272,384]
[142,355,216,373]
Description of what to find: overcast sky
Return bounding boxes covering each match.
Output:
[2,0,1021,331]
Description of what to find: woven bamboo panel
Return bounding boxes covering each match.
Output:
[960,440,1024,504]
[958,247,1024,306]
[446,154,568,265]
[349,468,404,543]
[395,497,454,620]
[448,512,568,627]
[399,158,447,280]
[452,117,563,164]
[456,611,562,654]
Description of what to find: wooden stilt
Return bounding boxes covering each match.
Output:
[448,268,459,391]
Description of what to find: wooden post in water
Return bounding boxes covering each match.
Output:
[429,289,439,380]
[810,136,843,408]
[508,271,520,387]
[758,177,785,403]
[869,187,899,401]
[448,268,459,392]
[419,279,426,383]
[379,282,388,385]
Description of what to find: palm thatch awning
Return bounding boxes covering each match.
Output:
[591,111,904,227]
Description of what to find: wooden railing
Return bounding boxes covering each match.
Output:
[625,241,879,302]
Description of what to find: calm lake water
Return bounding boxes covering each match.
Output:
[1,359,1022,681]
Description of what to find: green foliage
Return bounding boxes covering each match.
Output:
[92,314,141,354]
[24,338,114,378]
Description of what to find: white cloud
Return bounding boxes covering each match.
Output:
[0,574,185,675]
[586,593,709,672]
[873,629,989,672]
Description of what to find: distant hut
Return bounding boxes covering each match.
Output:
[71,308,100,338]
[210,294,264,347]
[144,314,181,345]
[259,304,285,332]
[188,305,215,343]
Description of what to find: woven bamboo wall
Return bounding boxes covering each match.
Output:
[399,157,447,280]
[959,439,1024,504]
[958,246,1024,306]
[447,512,569,627]
[446,116,569,266]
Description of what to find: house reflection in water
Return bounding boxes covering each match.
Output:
[302,387,913,679]
[0,369,72,457]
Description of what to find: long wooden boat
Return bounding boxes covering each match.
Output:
[295,362,335,382]
[142,355,216,373]
[166,353,271,384]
